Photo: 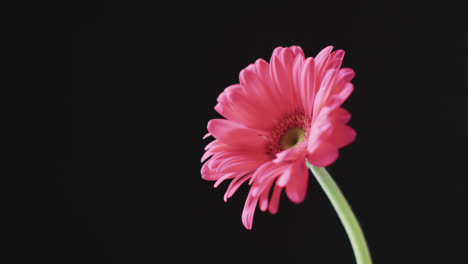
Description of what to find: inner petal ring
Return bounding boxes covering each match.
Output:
[265,111,312,157]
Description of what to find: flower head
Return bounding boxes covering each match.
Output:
[201,46,356,229]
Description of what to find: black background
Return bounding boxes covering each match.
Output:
[4,1,467,263]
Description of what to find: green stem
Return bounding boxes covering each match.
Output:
[306,160,372,264]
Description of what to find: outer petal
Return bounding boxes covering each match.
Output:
[268,184,283,214]
[259,180,275,212]
[329,83,354,109]
[299,57,316,115]
[239,68,282,125]
[215,84,273,132]
[252,59,277,97]
[242,176,278,229]
[285,160,309,204]
[336,67,355,84]
[201,161,222,181]
[289,45,305,58]
[307,108,334,152]
[307,142,339,167]
[273,141,307,163]
[313,69,339,117]
[224,173,252,202]
[214,172,238,188]
[201,141,231,162]
[270,47,304,114]
[207,119,265,148]
[314,46,334,85]
[313,73,354,114]
[327,49,345,72]
[201,141,269,183]
[241,193,259,230]
[249,162,286,192]
[328,124,356,148]
[306,105,355,167]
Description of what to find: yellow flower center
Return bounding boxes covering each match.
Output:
[279,126,306,151]
[265,111,311,157]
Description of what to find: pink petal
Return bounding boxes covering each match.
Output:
[320,69,339,97]
[314,46,334,83]
[331,83,354,108]
[259,180,275,212]
[270,47,297,113]
[273,142,307,163]
[327,49,345,72]
[299,57,316,115]
[207,119,265,148]
[224,173,252,202]
[315,67,354,111]
[201,143,231,162]
[308,110,334,149]
[285,160,309,204]
[204,139,222,151]
[248,161,274,184]
[200,151,213,163]
[268,184,283,214]
[328,124,356,148]
[238,69,281,124]
[214,172,237,188]
[253,59,275,88]
[314,46,334,62]
[239,68,269,98]
[331,107,352,123]
[336,67,355,84]
[201,161,221,181]
[250,165,285,196]
[207,151,235,170]
[218,159,264,173]
[292,53,304,87]
[292,54,305,111]
[306,142,339,167]
[322,82,354,110]
[289,45,305,58]
[215,84,274,132]
[216,153,264,170]
[313,69,339,116]
[241,193,259,230]
[276,164,293,187]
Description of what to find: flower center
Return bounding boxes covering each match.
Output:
[265,111,312,157]
[279,126,306,151]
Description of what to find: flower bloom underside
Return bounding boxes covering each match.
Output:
[201,46,356,229]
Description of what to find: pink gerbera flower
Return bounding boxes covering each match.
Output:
[201,45,356,229]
